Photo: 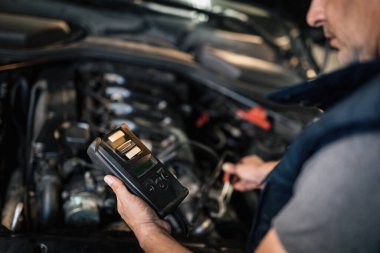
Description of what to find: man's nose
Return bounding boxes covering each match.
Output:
[306,0,326,27]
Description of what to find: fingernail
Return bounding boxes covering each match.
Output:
[222,163,231,171]
[104,175,114,186]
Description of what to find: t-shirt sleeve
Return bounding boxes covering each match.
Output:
[273,132,380,253]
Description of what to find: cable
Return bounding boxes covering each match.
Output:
[200,151,235,199]
[158,140,238,224]
[191,150,237,224]
[159,140,239,227]
[157,140,219,164]
[173,209,189,237]
[158,140,235,226]
[213,125,227,150]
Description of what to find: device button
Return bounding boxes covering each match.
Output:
[154,177,167,190]
[158,181,167,190]
[154,177,162,185]
[161,171,170,180]
[145,183,155,192]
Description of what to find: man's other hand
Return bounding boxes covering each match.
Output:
[222,155,279,191]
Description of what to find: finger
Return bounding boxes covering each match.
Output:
[222,162,237,174]
[104,175,132,200]
[233,181,260,191]
[240,155,263,164]
[233,179,259,187]
[223,163,250,179]
[234,184,259,192]
[105,175,155,210]
[234,163,257,178]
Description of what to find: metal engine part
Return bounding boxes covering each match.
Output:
[1,170,24,231]
[61,158,114,227]
[63,191,101,226]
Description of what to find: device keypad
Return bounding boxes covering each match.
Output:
[144,169,171,193]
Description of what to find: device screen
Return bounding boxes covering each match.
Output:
[132,159,154,178]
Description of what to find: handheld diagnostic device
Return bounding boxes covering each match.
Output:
[87,124,189,217]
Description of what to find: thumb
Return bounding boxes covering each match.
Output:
[104,175,131,199]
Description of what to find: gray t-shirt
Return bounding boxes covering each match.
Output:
[273,132,380,253]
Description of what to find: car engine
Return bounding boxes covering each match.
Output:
[0,59,305,252]
[0,1,323,252]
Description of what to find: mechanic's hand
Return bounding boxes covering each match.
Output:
[222,155,279,191]
[104,175,171,241]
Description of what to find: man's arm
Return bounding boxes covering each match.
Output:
[104,175,192,253]
[137,227,192,253]
[255,229,287,253]
[272,133,380,253]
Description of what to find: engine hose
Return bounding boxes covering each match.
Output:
[37,174,61,228]
[192,151,237,223]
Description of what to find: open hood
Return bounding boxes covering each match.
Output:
[0,1,321,252]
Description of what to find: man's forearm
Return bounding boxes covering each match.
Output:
[138,229,192,253]
[255,229,287,253]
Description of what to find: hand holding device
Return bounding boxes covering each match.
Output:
[87,124,189,217]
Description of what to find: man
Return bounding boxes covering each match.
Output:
[104,0,380,252]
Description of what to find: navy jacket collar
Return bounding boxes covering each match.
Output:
[268,59,380,110]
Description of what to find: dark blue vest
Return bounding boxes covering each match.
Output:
[247,59,380,252]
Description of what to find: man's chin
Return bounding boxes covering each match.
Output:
[337,50,359,65]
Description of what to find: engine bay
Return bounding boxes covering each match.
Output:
[0,59,300,252]
[0,1,325,251]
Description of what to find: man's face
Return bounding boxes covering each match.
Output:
[307,0,380,64]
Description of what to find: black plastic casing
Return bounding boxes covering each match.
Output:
[87,124,189,218]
